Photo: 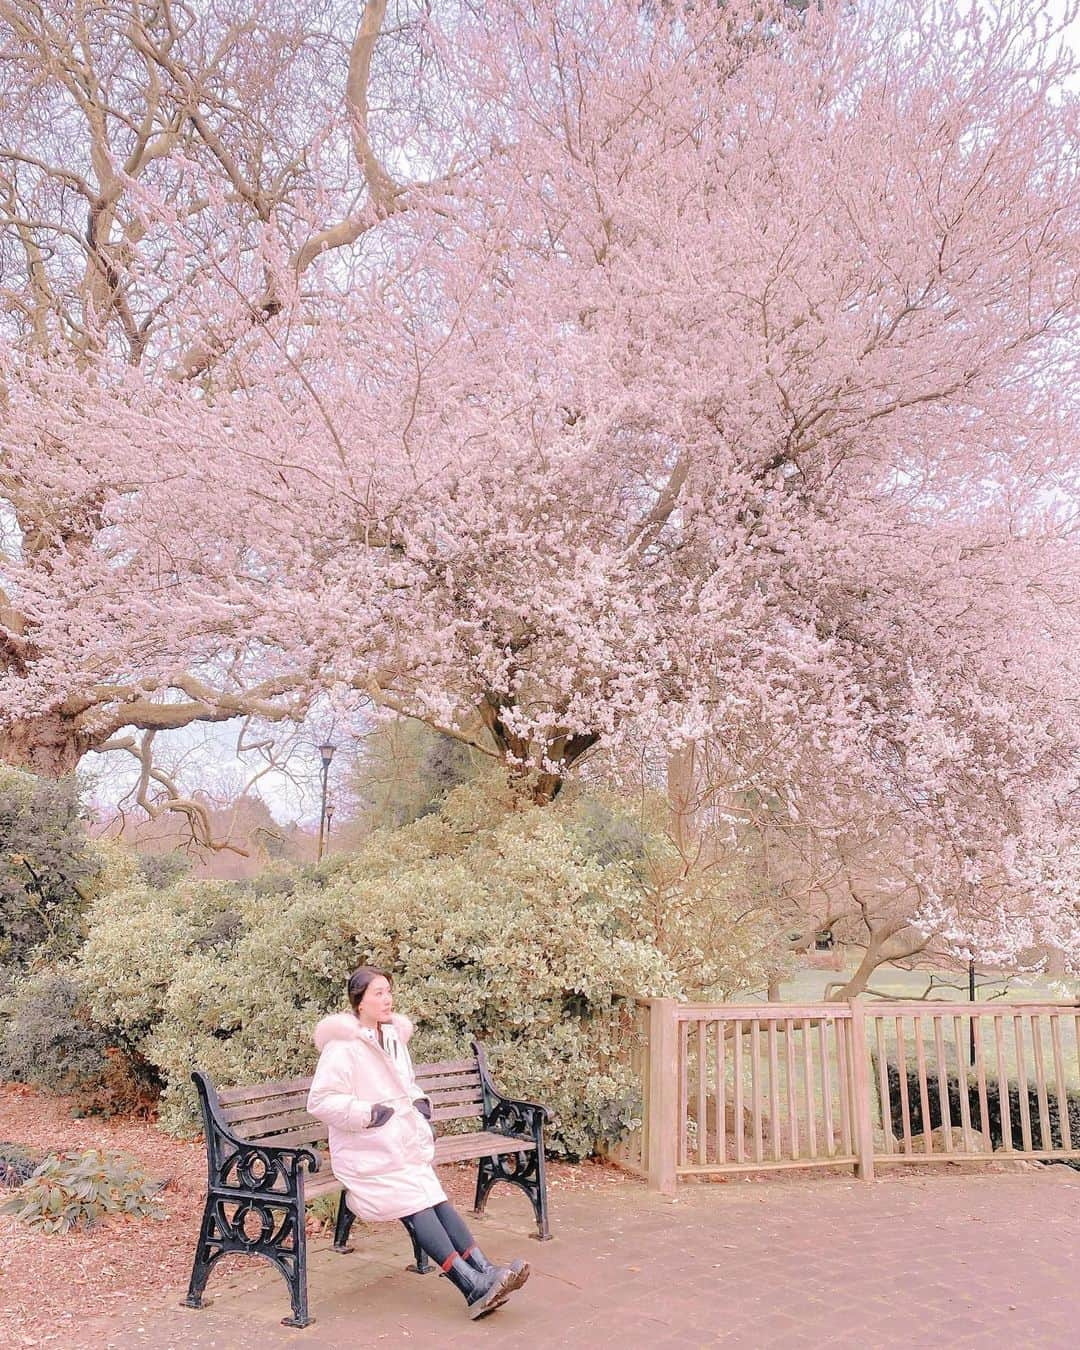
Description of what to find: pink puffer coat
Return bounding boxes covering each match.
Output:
[306,1011,446,1222]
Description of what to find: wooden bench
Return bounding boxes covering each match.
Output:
[182,1040,551,1328]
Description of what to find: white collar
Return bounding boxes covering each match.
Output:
[359,1024,398,1045]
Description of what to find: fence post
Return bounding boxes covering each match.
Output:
[646,997,679,1194]
[848,1000,875,1181]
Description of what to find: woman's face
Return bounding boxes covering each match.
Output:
[358,975,394,1022]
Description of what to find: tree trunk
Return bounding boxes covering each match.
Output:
[0,713,86,777]
[479,691,597,805]
[667,746,699,855]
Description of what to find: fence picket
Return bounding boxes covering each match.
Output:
[1013,1015,1033,1152]
[1030,1016,1052,1152]
[751,1020,764,1163]
[784,1017,799,1158]
[973,1016,990,1142]
[678,1018,689,1167]
[768,1020,781,1163]
[994,1016,1013,1151]
[932,1017,952,1153]
[1050,1017,1071,1151]
[715,1020,727,1165]
[895,1016,913,1155]
[800,1018,816,1159]
[821,1017,836,1156]
[836,1017,852,1155]
[875,1017,892,1155]
[697,1020,708,1166]
[951,1015,974,1152]
[733,1021,745,1164]
[913,1016,932,1154]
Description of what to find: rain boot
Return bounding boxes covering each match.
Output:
[442,1255,514,1319]
[464,1244,530,1294]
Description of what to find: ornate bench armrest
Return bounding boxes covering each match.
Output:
[212,1139,320,1194]
[191,1069,320,1195]
[485,1095,550,1137]
[471,1041,551,1140]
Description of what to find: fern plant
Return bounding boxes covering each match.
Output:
[0,1147,166,1234]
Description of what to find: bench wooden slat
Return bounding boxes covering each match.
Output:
[222,1083,479,1127]
[431,1103,483,1123]
[423,1080,483,1101]
[222,1093,311,1125]
[218,1060,475,1107]
[305,1173,342,1200]
[234,1109,326,1141]
[418,1068,482,1089]
[250,1123,329,1150]
[434,1131,536,1164]
[414,1059,476,1077]
[285,1130,535,1206]
[420,1084,480,1101]
[217,1076,315,1105]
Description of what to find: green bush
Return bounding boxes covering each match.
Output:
[74,777,778,1157]
[0,768,96,976]
[1,1148,165,1233]
[0,969,159,1115]
[0,971,112,1090]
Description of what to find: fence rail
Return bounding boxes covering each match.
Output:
[618,998,1080,1193]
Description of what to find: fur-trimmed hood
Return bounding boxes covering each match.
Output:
[313,1011,414,1053]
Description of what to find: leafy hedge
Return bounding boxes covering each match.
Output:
[4,775,779,1156]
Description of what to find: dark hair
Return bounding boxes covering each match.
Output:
[347,966,392,1013]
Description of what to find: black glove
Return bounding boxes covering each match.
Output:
[413,1097,432,1120]
[367,1103,394,1128]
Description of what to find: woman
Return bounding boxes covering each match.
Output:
[306,967,530,1319]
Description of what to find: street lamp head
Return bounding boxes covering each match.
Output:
[318,741,337,768]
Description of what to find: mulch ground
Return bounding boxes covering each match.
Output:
[0,1082,627,1347]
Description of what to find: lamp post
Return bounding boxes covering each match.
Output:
[317,741,336,861]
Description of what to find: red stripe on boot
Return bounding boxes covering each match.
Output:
[462,1245,476,1260]
[440,1253,457,1274]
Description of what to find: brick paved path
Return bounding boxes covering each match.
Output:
[77,1167,1080,1348]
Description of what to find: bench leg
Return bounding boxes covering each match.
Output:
[406,1228,432,1274]
[182,1197,220,1310]
[472,1154,497,1218]
[281,1215,314,1328]
[528,1143,552,1242]
[473,1151,552,1242]
[332,1192,356,1254]
[183,1195,314,1329]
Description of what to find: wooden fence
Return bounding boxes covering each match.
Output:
[611,998,1080,1193]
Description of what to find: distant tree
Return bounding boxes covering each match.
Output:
[348,719,478,833]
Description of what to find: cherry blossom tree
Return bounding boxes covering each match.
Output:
[1,0,1078,963]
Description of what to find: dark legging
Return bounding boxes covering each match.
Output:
[401,1201,477,1270]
